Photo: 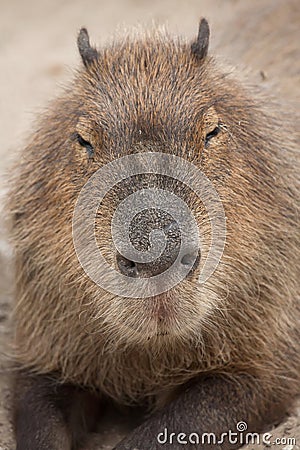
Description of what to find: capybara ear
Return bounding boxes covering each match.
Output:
[77,28,99,67]
[191,18,210,61]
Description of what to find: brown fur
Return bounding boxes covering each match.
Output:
[7,2,300,449]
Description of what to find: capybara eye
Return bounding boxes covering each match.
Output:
[76,133,94,158]
[204,126,220,148]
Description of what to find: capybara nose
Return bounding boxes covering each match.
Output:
[116,217,200,278]
[116,249,200,278]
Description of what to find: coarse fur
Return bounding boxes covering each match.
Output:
[7,6,300,450]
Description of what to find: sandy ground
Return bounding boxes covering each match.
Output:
[0,0,299,448]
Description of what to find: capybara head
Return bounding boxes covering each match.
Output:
[9,21,299,393]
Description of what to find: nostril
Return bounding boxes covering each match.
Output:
[181,253,196,266]
[180,251,201,274]
[116,253,138,277]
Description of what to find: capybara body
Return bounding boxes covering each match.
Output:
[9,3,300,450]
